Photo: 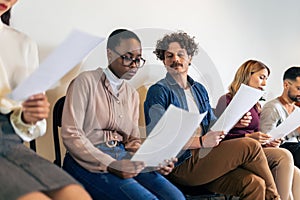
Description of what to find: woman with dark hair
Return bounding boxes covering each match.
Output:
[215,60,300,200]
[0,1,91,199]
[61,28,185,200]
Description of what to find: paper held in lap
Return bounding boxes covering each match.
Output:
[211,84,264,133]
[268,108,300,140]
[8,29,104,101]
[131,104,207,167]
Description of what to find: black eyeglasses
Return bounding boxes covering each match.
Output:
[111,49,146,68]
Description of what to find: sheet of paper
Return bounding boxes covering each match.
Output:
[131,104,207,166]
[268,108,300,139]
[9,29,105,101]
[211,84,264,133]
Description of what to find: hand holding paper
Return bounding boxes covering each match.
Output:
[9,30,104,101]
[131,105,207,166]
[267,108,300,140]
[211,84,264,133]
[156,157,177,176]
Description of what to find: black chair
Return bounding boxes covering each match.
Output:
[29,96,64,156]
[30,140,36,151]
[52,96,65,167]
[173,183,233,200]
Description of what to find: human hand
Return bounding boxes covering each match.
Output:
[156,158,177,175]
[202,131,226,148]
[107,160,145,179]
[21,93,50,124]
[235,112,252,128]
[264,138,282,148]
[125,142,141,153]
[245,132,271,144]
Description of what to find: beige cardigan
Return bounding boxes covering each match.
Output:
[62,68,141,172]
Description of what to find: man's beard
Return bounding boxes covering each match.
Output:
[288,90,300,102]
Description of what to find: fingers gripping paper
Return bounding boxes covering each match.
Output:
[268,108,300,140]
[9,30,104,101]
[211,84,264,133]
[131,104,207,166]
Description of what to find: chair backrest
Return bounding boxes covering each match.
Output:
[136,85,149,140]
[52,96,66,167]
[29,140,36,151]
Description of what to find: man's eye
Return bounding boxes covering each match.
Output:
[178,53,185,57]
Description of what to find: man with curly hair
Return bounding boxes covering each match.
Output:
[143,31,280,200]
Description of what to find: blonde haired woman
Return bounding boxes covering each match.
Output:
[216,59,300,200]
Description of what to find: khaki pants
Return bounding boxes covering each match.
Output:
[167,137,280,200]
[264,148,300,200]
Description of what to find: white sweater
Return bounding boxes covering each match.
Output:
[0,20,46,141]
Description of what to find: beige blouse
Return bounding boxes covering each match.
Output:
[62,68,141,172]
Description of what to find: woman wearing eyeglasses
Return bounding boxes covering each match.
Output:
[61,29,185,200]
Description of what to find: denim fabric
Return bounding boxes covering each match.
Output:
[63,144,185,200]
[144,73,217,166]
[95,143,131,160]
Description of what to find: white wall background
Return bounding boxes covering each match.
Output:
[10,0,300,160]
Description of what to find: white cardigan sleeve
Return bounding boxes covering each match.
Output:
[0,24,47,141]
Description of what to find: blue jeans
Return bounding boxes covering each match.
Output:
[63,144,185,200]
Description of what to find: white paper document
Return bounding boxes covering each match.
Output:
[268,108,300,139]
[131,104,207,166]
[211,84,264,133]
[9,29,105,101]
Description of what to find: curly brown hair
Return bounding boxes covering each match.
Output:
[154,31,199,61]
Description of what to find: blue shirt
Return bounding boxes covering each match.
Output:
[144,73,217,165]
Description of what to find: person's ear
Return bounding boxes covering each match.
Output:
[107,49,113,64]
[283,80,289,89]
[163,59,166,66]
